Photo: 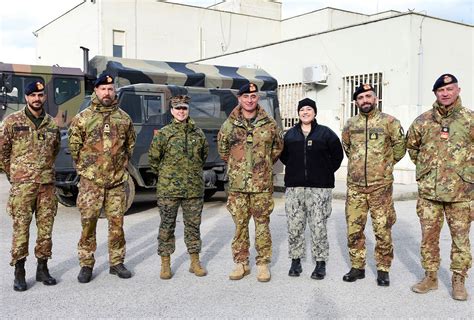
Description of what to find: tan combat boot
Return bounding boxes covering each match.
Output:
[452,273,468,301]
[160,256,172,280]
[229,263,250,280]
[411,271,438,293]
[189,253,207,277]
[257,264,271,282]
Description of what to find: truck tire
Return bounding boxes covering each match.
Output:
[204,189,217,201]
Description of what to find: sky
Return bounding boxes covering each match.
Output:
[0,0,472,65]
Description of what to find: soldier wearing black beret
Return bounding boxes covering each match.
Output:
[408,74,472,301]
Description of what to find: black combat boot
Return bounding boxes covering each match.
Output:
[311,261,326,280]
[77,266,93,283]
[110,263,132,279]
[377,270,390,286]
[288,258,302,277]
[13,258,27,292]
[36,258,57,285]
[342,268,365,282]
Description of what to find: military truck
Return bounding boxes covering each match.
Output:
[1,55,282,205]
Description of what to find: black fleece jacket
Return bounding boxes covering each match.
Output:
[280,121,343,188]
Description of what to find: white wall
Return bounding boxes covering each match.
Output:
[35,2,98,68]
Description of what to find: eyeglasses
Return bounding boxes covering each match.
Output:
[173,106,188,111]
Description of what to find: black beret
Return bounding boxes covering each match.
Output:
[297,98,317,114]
[238,82,259,96]
[94,74,114,87]
[432,74,458,91]
[353,83,375,100]
[24,81,45,95]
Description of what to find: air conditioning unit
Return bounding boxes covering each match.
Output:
[302,65,329,84]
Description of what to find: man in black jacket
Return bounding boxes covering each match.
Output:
[280,98,343,279]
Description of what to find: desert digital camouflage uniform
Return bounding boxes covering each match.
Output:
[218,105,283,265]
[406,97,473,276]
[0,107,60,266]
[341,107,406,271]
[149,117,209,256]
[68,92,136,267]
[285,188,332,261]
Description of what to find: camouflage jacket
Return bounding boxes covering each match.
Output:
[218,105,283,193]
[406,98,473,202]
[149,117,209,198]
[342,108,406,188]
[68,94,136,188]
[0,107,60,183]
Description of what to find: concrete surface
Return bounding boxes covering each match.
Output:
[0,174,472,319]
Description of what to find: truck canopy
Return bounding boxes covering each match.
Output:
[88,56,277,91]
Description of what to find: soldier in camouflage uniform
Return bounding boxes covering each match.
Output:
[149,95,209,280]
[68,74,136,283]
[341,84,406,286]
[280,98,343,280]
[407,74,472,301]
[0,81,60,291]
[218,82,283,282]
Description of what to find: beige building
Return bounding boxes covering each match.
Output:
[35,0,473,183]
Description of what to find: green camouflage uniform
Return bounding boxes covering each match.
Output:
[342,108,406,271]
[218,105,283,265]
[149,117,209,256]
[68,93,136,268]
[0,107,60,266]
[406,97,473,277]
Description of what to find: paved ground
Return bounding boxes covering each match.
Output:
[0,173,472,319]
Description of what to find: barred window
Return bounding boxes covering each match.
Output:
[277,82,304,131]
[343,72,383,119]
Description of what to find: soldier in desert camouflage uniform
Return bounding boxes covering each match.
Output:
[408,74,473,301]
[280,98,343,280]
[341,84,406,286]
[218,82,283,282]
[149,95,209,280]
[0,81,60,291]
[68,74,136,283]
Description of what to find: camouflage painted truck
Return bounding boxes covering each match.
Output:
[0,56,282,206]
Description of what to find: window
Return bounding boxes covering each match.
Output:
[278,82,304,131]
[188,93,220,119]
[343,72,383,119]
[1,75,44,105]
[54,78,81,104]
[120,92,142,123]
[113,30,125,58]
[144,95,164,124]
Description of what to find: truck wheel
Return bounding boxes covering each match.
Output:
[56,192,77,207]
[124,174,136,213]
[204,189,217,201]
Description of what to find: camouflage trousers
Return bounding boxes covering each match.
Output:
[227,192,274,265]
[77,177,126,268]
[285,187,332,262]
[416,197,472,277]
[157,197,203,256]
[345,184,396,272]
[7,183,57,266]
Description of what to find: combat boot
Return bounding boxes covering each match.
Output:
[189,253,207,277]
[452,273,468,301]
[229,263,251,280]
[77,266,93,283]
[288,258,302,277]
[13,258,27,292]
[110,263,132,279]
[411,271,438,293]
[160,256,172,280]
[257,264,271,282]
[36,258,57,285]
[311,261,326,280]
[376,270,390,286]
[342,268,365,282]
